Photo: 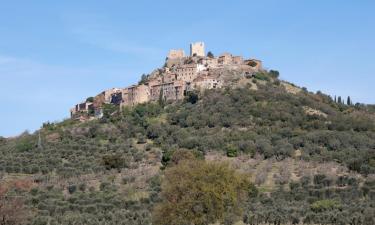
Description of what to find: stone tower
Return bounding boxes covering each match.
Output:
[168,49,185,59]
[190,42,205,57]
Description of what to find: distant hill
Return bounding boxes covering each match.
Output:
[1,67,374,224]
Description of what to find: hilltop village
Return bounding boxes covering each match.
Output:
[70,42,263,120]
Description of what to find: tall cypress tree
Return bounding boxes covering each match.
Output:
[338,96,342,104]
[347,96,351,105]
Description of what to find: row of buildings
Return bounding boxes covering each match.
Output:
[70,42,262,120]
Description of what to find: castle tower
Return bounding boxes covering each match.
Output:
[190,42,205,57]
[168,49,185,59]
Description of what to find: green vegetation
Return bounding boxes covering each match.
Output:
[153,160,254,225]
[138,74,149,85]
[253,72,270,81]
[86,97,94,103]
[207,51,214,58]
[1,73,375,224]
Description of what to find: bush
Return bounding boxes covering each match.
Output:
[226,145,238,157]
[185,91,199,104]
[253,72,270,81]
[102,154,128,171]
[311,199,341,212]
[269,70,280,78]
[152,160,254,225]
[68,185,77,194]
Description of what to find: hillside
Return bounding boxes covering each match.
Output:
[1,70,375,225]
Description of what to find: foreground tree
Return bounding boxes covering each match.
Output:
[152,160,255,225]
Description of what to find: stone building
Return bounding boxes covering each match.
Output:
[168,49,185,59]
[232,56,243,64]
[150,80,186,101]
[218,53,232,64]
[162,72,178,83]
[166,57,186,68]
[190,42,205,57]
[93,88,122,108]
[192,75,223,90]
[70,101,94,118]
[174,64,200,82]
[121,84,150,107]
[110,91,123,105]
[218,53,244,65]
[201,57,219,67]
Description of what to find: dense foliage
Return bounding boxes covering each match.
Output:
[153,159,254,225]
[245,174,375,225]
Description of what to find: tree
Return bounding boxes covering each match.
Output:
[86,97,94,102]
[186,91,199,104]
[138,74,148,85]
[102,103,118,118]
[337,96,342,104]
[347,96,352,105]
[152,160,255,225]
[207,51,214,58]
[269,70,280,78]
[158,88,165,106]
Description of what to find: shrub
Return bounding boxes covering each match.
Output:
[226,145,238,157]
[185,91,199,104]
[68,185,77,194]
[102,154,128,171]
[152,160,254,225]
[311,199,341,212]
[253,72,270,81]
[269,70,280,78]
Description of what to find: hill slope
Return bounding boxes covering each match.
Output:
[1,71,374,225]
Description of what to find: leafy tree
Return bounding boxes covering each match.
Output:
[185,91,199,104]
[102,103,118,118]
[152,160,254,225]
[207,51,214,58]
[269,70,280,78]
[86,97,94,102]
[138,74,149,85]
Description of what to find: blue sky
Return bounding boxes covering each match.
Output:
[0,0,374,137]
